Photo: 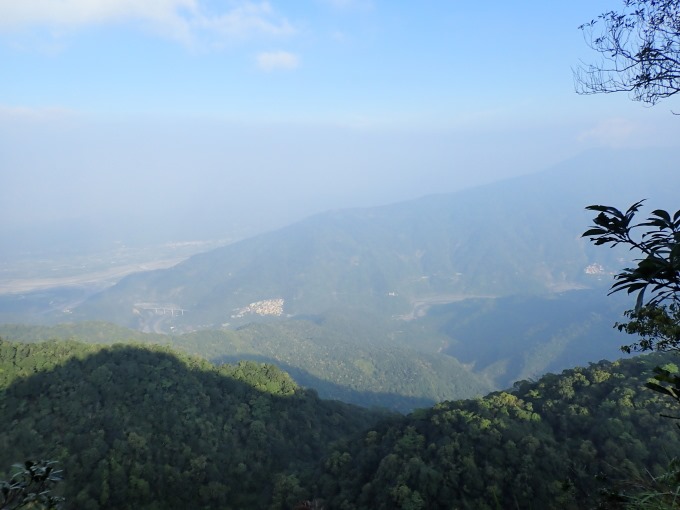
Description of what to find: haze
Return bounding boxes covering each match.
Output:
[1,0,679,259]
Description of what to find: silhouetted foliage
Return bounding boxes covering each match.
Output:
[583,201,680,353]
[584,201,680,508]
[0,460,63,510]
[575,0,680,107]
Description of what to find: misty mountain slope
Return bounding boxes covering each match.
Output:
[0,317,493,412]
[203,317,494,411]
[422,289,633,389]
[74,148,679,330]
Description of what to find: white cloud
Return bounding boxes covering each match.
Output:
[331,30,347,42]
[0,0,294,46]
[195,2,294,38]
[577,117,637,147]
[0,0,191,28]
[0,104,74,120]
[321,0,373,9]
[256,50,300,71]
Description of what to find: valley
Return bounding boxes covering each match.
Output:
[1,150,679,509]
[3,1,680,506]
[0,239,229,296]
[3,154,677,412]
[398,293,498,320]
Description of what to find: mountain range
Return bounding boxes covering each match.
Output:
[72,148,679,330]
[2,147,679,410]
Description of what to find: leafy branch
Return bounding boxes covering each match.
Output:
[583,200,680,311]
[0,461,63,510]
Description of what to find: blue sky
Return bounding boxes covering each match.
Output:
[0,0,635,120]
[1,1,679,245]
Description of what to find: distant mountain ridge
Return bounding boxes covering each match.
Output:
[74,148,680,330]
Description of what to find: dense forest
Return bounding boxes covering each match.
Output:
[314,354,680,509]
[4,0,680,508]
[0,320,493,412]
[0,299,631,413]
[1,337,680,509]
[0,338,382,509]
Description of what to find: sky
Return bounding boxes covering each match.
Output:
[1,0,679,252]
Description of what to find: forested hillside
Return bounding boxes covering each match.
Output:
[0,290,641,411]
[72,150,680,332]
[3,155,677,416]
[4,0,680,507]
[0,338,382,509]
[312,353,680,509]
[1,337,680,509]
[429,289,634,388]
[0,320,493,412]
[0,287,632,412]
